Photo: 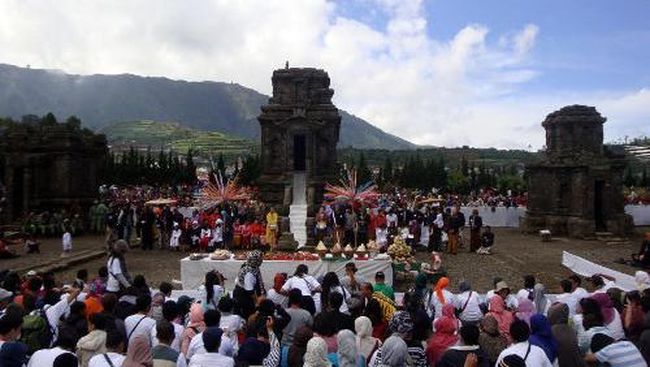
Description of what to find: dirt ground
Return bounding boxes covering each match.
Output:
[2,227,649,294]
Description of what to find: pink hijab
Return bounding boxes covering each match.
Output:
[427,315,459,365]
[122,335,153,367]
[516,297,535,326]
[487,296,514,343]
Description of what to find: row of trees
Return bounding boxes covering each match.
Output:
[348,153,527,194]
[103,148,197,185]
[625,166,649,188]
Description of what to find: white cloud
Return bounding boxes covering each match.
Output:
[0,0,646,149]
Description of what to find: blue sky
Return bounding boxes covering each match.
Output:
[0,0,648,148]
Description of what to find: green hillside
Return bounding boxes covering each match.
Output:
[101,120,255,156]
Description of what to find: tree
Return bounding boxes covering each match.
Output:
[217,153,226,177]
[447,169,469,194]
[624,166,637,187]
[381,157,393,186]
[42,112,58,125]
[357,152,372,184]
[460,155,469,177]
[642,166,648,188]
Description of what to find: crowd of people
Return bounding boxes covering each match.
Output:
[3,235,650,366]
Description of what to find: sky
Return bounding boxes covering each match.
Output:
[0,0,649,149]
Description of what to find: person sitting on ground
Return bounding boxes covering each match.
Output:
[478,315,508,367]
[180,303,204,356]
[124,294,156,347]
[186,309,221,361]
[496,320,553,367]
[589,273,617,294]
[373,271,394,301]
[320,291,354,333]
[188,327,233,367]
[631,232,650,268]
[76,312,109,367]
[152,320,187,367]
[585,333,646,367]
[438,324,490,367]
[218,296,244,356]
[282,289,313,347]
[0,309,27,367]
[87,329,125,367]
[476,226,494,255]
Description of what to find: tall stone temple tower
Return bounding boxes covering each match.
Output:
[257,67,341,245]
[522,105,632,238]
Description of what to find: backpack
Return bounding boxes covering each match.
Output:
[21,311,53,355]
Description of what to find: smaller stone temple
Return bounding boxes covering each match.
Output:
[522,105,632,238]
[0,118,107,221]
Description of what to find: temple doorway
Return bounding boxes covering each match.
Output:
[594,180,606,231]
[293,134,306,171]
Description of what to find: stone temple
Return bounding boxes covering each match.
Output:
[0,118,107,222]
[522,105,632,238]
[258,67,341,246]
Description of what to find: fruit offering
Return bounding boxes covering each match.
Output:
[387,236,414,263]
[210,249,232,260]
[331,242,342,255]
[343,244,354,258]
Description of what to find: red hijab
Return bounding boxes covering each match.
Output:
[427,315,459,365]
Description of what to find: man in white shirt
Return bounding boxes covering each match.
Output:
[454,281,484,325]
[516,275,536,301]
[27,327,78,367]
[556,279,579,316]
[125,294,157,347]
[46,287,81,345]
[186,309,223,360]
[569,274,590,300]
[496,320,554,367]
[188,327,234,367]
[589,274,616,294]
[280,264,321,315]
[88,330,126,367]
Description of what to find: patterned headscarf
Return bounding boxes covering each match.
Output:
[237,250,265,293]
[304,337,332,367]
[337,329,358,367]
[388,311,414,337]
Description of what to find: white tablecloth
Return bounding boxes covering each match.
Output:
[180,257,393,290]
[625,205,650,226]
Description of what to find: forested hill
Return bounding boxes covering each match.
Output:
[0,63,415,150]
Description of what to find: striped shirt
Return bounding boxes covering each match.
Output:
[595,341,647,367]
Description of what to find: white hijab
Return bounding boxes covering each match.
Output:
[304,337,331,367]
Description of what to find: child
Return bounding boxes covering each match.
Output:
[199,223,212,252]
[62,226,72,257]
[169,222,182,251]
[211,219,224,249]
[477,226,495,255]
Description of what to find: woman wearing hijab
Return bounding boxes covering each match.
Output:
[286,326,313,367]
[591,292,625,340]
[426,277,455,321]
[304,336,332,367]
[528,314,557,364]
[356,316,381,363]
[547,303,585,367]
[514,297,535,326]
[389,311,427,367]
[478,315,508,367]
[180,302,205,356]
[267,273,288,307]
[533,283,549,315]
[426,307,460,366]
[338,329,362,367]
[487,296,514,343]
[122,335,153,367]
[370,334,409,367]
[234,250,266,319]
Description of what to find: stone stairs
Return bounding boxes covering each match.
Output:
[595,231,630,246]
[14,248,107,275]
[289,172,308,248]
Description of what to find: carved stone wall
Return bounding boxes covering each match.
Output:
[0,121,107,221]
[258,67,341,212]
[522,105,631,238]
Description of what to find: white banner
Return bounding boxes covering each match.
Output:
[561,251,636,291]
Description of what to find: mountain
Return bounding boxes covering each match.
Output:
[0,63,415,150]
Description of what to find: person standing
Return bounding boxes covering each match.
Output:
[106,240,132,294]
[469,209,483,253]
[266,207,278,250]
[61,226,72,257]
[447,208,462,255]
[233,250,265,319]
